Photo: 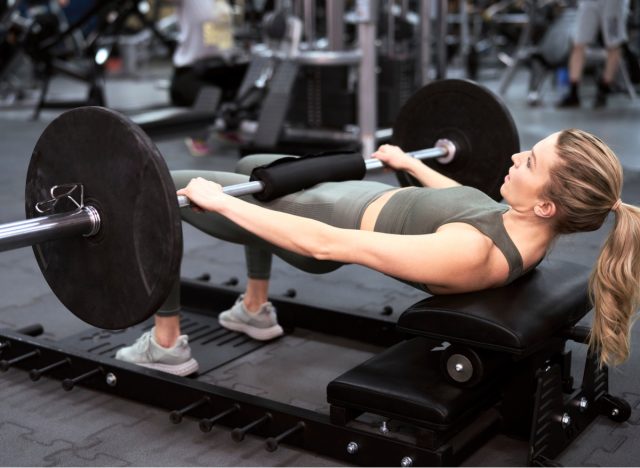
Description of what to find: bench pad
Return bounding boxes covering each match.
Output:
[397,259,591,353]
[327,338,502,429]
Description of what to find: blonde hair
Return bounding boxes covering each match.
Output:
[544,129,640,367]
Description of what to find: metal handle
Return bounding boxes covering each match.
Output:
[0,141,453,252]
[0,206,100,253]
[177,181,267,208]
[177,142,453,208]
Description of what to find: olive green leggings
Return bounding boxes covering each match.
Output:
[157,154,394,316]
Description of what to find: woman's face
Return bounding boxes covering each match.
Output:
[500,132,560,214]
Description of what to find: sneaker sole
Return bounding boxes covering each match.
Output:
[218,317,284,341]
[136,358,200,377]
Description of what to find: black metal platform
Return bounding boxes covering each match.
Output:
[0,278,631,466]
[60,311,268,375]
[0,282,451,466]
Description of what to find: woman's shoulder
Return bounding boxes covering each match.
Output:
[436,223,495,253]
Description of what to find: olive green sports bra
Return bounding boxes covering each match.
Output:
[374,186,525,292]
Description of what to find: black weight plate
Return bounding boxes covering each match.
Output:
[25,107,182,329]
[393,79,519,201]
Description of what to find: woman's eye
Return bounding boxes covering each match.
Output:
[526,157,531,169]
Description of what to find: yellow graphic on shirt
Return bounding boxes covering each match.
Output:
[202,21,233,49]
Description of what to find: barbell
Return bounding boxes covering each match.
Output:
[0,79,519,330]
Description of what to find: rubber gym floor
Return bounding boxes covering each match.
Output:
[1,65,639,466]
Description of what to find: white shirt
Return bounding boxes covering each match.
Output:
[172,0,235,68]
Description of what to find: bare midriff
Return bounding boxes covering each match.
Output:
[359,187,411,231]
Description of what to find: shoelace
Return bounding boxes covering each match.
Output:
[133,331,153,359]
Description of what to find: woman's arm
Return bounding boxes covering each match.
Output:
[371,144,461,189]
[178,178,499,292]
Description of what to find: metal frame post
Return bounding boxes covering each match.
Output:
[326,0,345,51]
[301,0,315,47]
[418,0,432,86]
[436,0,447,80]
[356,0,378,157]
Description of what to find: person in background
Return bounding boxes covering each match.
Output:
[558,0,630,108]
[170,0,246,156]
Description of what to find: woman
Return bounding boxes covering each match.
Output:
[116,129,640,376]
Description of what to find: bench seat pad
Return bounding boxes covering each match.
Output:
[327,338,500,428]
[397,259,591,353]
[132,108,216,131]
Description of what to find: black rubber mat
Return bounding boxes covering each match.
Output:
[60,310,267,374]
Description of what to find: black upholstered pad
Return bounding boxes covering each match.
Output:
[397,259,591,354]
[327,338,500,428]
[131,108,216,133]
[132,86,221,138]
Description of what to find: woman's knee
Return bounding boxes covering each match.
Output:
[235,154,298,175]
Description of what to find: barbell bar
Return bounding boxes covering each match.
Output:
[3,79,517,330]
[174,143,453,208]
[0,143,452,251]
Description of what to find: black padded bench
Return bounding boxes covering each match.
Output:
[130,86,221,140]
[327,260,631,466]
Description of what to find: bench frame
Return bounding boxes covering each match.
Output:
[0,279,630,466]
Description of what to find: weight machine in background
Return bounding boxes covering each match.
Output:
[0,0,178,118]
[233,0,455,157]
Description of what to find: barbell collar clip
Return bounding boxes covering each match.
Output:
[35,183,85,214]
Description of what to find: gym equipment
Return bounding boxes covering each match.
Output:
[393,79,518,201]
[198,79,517,202]
[235,0,378,155]
[130,85,223,140]
[438,345,509,388]
[328,259,630,465]
[0,258,630,466]
[2,0,177,118]
[0,78,517,329]
[24,106,183,330]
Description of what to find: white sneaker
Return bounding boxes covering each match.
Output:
[115,327,199,376]
[218,295,284,341]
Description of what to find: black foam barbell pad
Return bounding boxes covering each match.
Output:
[249,151,367,202]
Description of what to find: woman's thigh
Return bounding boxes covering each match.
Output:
[170,169,344,273]
[171,170,273,247]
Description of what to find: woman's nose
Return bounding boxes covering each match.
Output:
[511,153,521,166]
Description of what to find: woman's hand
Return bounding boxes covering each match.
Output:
[371,144,412,172]
[177,177,227,213]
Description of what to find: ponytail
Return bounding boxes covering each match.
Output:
[589,203,640,367]
[547,129,639,367]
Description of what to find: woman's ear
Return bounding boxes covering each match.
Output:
[534,200,556,219]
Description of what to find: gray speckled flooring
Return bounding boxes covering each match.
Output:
[1,60,640,466]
